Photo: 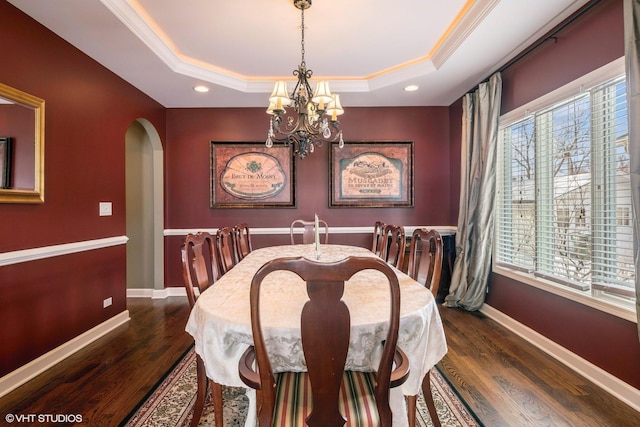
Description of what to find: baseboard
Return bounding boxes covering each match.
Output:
[127,287,186,299]
[0,310,130,398]
[480,304,640,412]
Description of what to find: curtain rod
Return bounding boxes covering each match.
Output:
[468,0,603,93]
[498,0,603,73]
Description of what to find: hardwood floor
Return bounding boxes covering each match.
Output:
[0,297,637,426]
[0,298,193,426]
[437,307,639,427]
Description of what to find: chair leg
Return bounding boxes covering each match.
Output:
[407,395,417,427]
[191,355,208,427]
[407,369,440,427]
[422,370,441,427]
[211,379,224,427]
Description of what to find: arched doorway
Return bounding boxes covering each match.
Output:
[125,119,164,290]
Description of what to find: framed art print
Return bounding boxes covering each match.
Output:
[210,142,295,208]
[330,141,413,207]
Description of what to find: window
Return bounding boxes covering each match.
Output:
[617,207,630,226]
[496,61,636,309]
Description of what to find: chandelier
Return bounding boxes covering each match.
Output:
[265,0,344,159]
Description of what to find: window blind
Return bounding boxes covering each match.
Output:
[590,77,634,296]
[496,75,635,299]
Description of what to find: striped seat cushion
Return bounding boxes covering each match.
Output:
[271,370,380,427]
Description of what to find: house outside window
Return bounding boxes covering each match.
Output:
[495,59,636,316]
[617,206,630,226]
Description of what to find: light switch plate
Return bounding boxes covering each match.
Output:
[99,202,112,216]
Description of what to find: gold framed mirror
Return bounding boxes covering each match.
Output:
[0,82,44,203]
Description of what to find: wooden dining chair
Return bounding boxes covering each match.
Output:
[181,232,223,305]
[379,224,406,270]
[406,228,443,427]
[371,220,386,256]
[238,256,409,427]
[181,232,224,427]
[233,223,253,261]
[289,218,329,245]
[407,228,444,298]
[216,226,237,274]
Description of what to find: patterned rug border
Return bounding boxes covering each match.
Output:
[431,366,485,427]
[118,345,194,427]
[123,346,484,427]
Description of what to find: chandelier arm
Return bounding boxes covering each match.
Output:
[271,111,315,137]
[270,115,340,141]
[265,0,344,159]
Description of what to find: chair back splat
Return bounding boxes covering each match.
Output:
[290,218,329,245]
[216,226,237,274]
[238,256,409,427]
[372,221,386,256]
[380,224,406,270]
[233,223,253,261]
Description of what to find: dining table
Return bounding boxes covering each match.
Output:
[185,244,448,427]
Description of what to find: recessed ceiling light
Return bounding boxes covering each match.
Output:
[404,85,419,92]
[193,85,209,93]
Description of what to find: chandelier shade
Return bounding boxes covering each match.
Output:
[269,81,291,110]
[326,94,344,121]
[312,81,333,108]
[265,0,344,159]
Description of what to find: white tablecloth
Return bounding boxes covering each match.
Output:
[185,244,447,426]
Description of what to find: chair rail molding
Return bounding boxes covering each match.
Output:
[164,226,457,236]
[0,236,129,266]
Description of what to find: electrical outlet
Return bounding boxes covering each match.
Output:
[103,297,113,308]
[99,202,112,216]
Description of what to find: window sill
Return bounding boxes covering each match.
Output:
[493,265,637,323]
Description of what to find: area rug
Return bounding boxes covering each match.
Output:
[122,348,483,427]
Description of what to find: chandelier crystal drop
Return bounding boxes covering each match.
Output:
[265,0,344,160]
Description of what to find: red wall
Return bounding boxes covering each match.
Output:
[482,0,640,390]
[0,247,126,372]
[164,106,453,286]
[0,1,165,376]
[501,0,624,113]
